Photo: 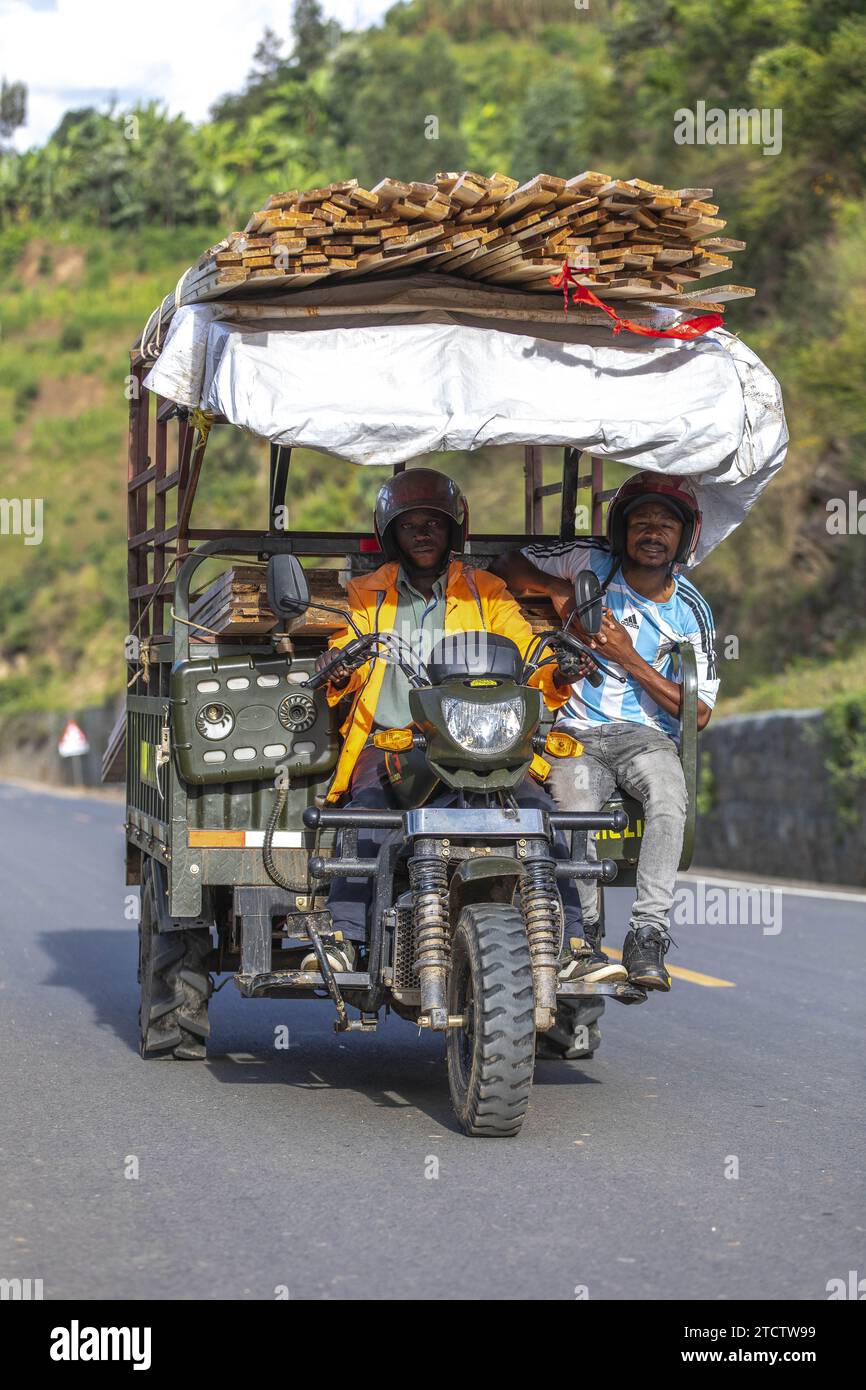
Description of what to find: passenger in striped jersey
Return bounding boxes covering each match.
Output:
[492,472,719,992]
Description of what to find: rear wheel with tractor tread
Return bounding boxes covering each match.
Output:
[138,861,213,1060]
[446,903,536,1138]
[535,997,604,1061]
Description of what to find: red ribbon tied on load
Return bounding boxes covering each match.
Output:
[549,261,724,340]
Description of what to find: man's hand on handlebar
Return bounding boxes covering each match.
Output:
[314,649,353,689]
[553,646,598,688]
[310,633,423,693]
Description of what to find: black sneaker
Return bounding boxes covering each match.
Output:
[558,935,627,984]
[622,926,672,991]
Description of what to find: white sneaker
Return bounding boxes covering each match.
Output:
[300,940,358,974]
[558,936,627,983]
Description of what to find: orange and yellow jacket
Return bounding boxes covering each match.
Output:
[323,558,568,801]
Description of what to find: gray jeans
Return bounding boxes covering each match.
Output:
[547,721,687,938]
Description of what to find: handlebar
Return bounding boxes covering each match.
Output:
[305,632,427,692]
[305,636,375,691]
[527,628,625,689]
[306,617,622,699]
[551,629,605,689]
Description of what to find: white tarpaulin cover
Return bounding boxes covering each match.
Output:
[144,284,787,563]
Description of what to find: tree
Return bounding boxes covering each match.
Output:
[133,105,202,228]
[0,79,27,148]
[510,69,612,183]
[384,0,581,41]
[340,29,467,183]
[249,26,286,81]
[291,0,340,71]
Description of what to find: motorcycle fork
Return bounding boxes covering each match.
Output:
[519,838,561,1032]
[408,835,451,1031]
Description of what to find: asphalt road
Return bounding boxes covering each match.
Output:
[1,780,863,1302]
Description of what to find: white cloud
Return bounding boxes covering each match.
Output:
[1,0,394,150]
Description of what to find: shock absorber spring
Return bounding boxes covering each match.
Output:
[521,851,561,1031]
[409,838,450,1030]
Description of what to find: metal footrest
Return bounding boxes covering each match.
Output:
[557,980,647,1004]
[236,970,372,997]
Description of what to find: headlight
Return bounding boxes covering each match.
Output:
[195,702,234,740]
[441,697,525,754]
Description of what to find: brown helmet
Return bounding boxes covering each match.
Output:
[606,470,702,564]
[374,468,469,560]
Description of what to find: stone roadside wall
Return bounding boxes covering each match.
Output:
[693,709,866,886]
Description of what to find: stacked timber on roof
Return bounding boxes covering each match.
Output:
[186,564,559,642]
[175,170,753,314]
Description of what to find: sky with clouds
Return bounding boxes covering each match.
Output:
[1,0,395,150]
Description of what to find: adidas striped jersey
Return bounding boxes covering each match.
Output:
[521,538,720,738]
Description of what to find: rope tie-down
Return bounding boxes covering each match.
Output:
[550,260,724,340]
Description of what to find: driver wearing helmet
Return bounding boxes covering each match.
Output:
[492,471,719,993]
[308,467,586,974]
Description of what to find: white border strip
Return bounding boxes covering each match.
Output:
[243,830,302,848]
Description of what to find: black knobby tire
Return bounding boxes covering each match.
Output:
[446,903,536,1138]
[138,863,212,1060]
[535,997,604,1061]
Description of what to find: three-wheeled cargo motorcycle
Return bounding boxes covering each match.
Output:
[108,274,764,1138]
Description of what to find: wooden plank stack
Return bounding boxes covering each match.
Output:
[184,564,556,641]
[190,567,276,638]
[175,170,753,314]
[515,595,562,635]
[189,567,348,640]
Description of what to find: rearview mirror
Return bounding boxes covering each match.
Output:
[574,570,603,636]
[266,554,310,619]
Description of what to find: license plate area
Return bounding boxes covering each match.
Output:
[402,807,546,838]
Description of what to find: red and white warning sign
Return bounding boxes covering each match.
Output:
[58,720,90,758]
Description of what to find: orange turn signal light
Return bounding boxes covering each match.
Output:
[544,731,584,759]
[372,728,414,751]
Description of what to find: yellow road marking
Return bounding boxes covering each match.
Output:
[605,948,736,988]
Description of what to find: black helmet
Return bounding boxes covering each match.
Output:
[374,468,468,560]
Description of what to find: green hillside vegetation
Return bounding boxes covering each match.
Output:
[1,0,864,718]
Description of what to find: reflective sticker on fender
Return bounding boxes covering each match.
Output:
[467,678,498,687]
[139,741,158,788]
